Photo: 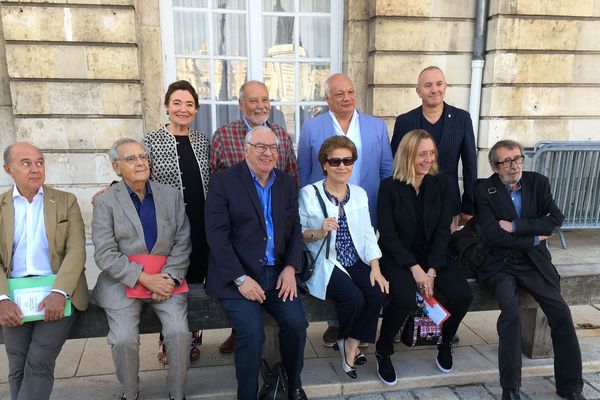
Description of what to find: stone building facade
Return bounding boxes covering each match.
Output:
[1,0,599,231]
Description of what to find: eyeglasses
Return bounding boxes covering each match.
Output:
[326,157,355,167]
[496,155,525,168]
[248,142,278,154]
[118,154,150,165]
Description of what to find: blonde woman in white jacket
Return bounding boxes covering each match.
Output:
[299,135,389,380]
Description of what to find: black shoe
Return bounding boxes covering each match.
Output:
[375,352,397,386]
[502,389,521,400]
[452,333,460,344]
[354,352,367,366]
[337,338,357,379]
[322,326,339,347]
[169,397,186,400]
[435,344,453,373]
[557,391,586,400]
[289,387,307,400]
[120,394,139,400]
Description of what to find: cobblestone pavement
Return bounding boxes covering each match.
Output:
[314,372,600,400]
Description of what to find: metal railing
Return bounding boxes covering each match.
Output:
[527,141,600,249]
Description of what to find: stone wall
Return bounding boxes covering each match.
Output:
[0,0,599,221]
[363,0,600,176]
[480,0,600,173]
[0,0,164,231]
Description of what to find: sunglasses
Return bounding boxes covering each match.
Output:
[326,157,355,167]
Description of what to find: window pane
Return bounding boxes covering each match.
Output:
[300,0,330,12]
[213,13,247,56]
[270,105,296,145]
[269,104,294,135]
[214,59,248,100]
[174,12,209,55]
[262,0,294,12]
[299,63,329,101]
[216,104,242,128]
[191,104,212,134]
[174,0,208,7]
[175,58,211,100]
[264,62,295,102]
[214,0,246,9]
[299,17,330,58]
[263,16,295,58]
[300,104,328,129]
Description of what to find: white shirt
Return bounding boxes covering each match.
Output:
[329,109,362,185]
[11,186,52,278]
[0,186,66,302]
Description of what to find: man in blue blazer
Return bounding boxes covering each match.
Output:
[205,126,308,400]
[298,73,393,228]
[391,66,477,231]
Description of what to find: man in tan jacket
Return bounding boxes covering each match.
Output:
[0,142,88,400]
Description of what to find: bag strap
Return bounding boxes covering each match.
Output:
[312,184,331,260]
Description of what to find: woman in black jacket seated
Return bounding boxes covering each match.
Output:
[374,129,473,386]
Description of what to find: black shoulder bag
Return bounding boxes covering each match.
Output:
[298,185,331,292]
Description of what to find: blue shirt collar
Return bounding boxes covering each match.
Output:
[242,115,269,131]
[125,181,153,199]
[246,161,276,187]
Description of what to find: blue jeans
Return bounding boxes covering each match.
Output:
[219,267,308,400]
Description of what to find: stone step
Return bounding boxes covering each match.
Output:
[3,336,597,400]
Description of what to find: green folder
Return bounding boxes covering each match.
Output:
[7,275,72,323]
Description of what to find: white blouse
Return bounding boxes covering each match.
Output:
[299,180,382,300]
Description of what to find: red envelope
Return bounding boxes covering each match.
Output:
[126,254,189,298]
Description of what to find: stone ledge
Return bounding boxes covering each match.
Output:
[481,86,600,117]
[6,44,139,80]
[485,53,600,84]
[487,17,600,51]
[1,5,136,43]
[10,81,143,115]
[373,0,477,19]
[369,18,474,52]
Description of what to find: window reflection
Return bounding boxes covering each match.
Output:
[263,0,294,12]
[174,0,208,7]
[300,63,329,101]
[215,0,245,9]
[264,62,296,102]
[174,12,209,56]
[299,17,330,58]
[191,104,212,134]
[299,0,330,12]
[214,13,247,56]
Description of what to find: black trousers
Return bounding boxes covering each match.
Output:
[326,261,386,343]
[484,260,583,392]
[376,260,473,355]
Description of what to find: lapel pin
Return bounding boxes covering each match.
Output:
[448,113,452,118]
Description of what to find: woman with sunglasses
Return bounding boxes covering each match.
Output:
[374,129,473,386]
[299,135,389,380]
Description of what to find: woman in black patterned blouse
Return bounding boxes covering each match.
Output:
[143,80,210,365]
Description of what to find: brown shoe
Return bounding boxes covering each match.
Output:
[322,326,339,347]
[219,331,235,353]
[190,330,202,362]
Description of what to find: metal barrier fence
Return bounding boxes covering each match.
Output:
[526,141,600,249]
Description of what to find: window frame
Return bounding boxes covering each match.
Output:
[159,0,343,143]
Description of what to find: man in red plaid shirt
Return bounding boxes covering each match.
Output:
[210,80,299,181]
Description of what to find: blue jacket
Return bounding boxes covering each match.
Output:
[297,111,393,227]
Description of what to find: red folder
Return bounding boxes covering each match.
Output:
[126,254,189,299]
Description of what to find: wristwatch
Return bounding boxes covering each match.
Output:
[234,274,247,286]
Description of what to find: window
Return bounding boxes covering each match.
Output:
[159,0,343,145]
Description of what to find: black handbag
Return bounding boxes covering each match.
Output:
[298,185,331,292]
[448,217,491,278]
[401,301,443,347]
[258,359,289,400]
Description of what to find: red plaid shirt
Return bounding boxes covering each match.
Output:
[210,119,299,181]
